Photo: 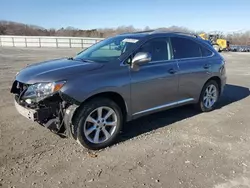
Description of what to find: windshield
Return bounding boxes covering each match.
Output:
[74,36,140,63]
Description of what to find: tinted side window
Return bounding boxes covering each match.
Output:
[137,38,170,61]
[200,46,213,57]
[171,37,202,59]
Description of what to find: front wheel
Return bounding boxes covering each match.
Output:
[196,80,219,112]
[73,98,123,150]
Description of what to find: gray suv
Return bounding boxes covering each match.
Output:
[11,31,227,150]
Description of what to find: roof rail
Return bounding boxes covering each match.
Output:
[132,30,156,33]
[119,30,201,38]
[120,30,155,35]
[164,31,201,38]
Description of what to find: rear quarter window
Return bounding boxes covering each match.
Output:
[200,45,213,57]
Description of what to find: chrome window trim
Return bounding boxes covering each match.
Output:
[175,53,215,61]
[120,36,215,67]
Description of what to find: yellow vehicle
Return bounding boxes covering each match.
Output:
[199,33,229,52]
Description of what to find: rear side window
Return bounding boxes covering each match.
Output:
[171,37,202,59]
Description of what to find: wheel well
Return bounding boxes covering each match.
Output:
[74,92,127,119]
[206,76,222,94]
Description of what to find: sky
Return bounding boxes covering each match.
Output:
[1,0,250,32]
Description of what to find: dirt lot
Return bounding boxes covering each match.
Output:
[0,48,250,188]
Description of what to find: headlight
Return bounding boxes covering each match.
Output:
[23,80,66,103]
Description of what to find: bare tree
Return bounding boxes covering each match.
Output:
[0,20,250,45]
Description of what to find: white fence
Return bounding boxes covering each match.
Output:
[0,35,104,48]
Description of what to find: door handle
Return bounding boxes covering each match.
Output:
[168,68,177,74]
[203,64,211,69]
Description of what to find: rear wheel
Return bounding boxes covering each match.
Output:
[196,80,219,112]
[73,98,123,150]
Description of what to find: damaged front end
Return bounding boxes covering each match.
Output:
[10,80,79,138]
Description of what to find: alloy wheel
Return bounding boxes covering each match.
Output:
[203,84,218,108]
[83,106,118,144]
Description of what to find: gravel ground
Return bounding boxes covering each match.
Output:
[0,48,250,188]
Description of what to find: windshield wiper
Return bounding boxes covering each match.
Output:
[67,57,95,63]
[71,57,96,63]
[67,57,74,60]
[79,58,95,63]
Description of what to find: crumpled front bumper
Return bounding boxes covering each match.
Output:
[11,79,79,138]
[14,100,37,121]
[14,97,54,124]
[14,97,78,138]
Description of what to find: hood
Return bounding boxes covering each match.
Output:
[15,58,103,84]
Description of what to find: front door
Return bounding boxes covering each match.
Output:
[130,37,179,116]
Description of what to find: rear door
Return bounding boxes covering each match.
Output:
[130,37,179,116]
[170,37,213,101]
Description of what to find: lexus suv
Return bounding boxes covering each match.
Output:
[11,31,227,150]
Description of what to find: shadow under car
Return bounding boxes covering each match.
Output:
[119,84,250,143]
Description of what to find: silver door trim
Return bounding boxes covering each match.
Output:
[133,98,194,116]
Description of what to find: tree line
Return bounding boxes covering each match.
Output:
[0,21,250,45]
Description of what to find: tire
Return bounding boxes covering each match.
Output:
[196,80,219,112]
[73,97,123,150]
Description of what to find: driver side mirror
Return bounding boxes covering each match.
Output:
[131,52,151,70]
[132,52,151,65]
